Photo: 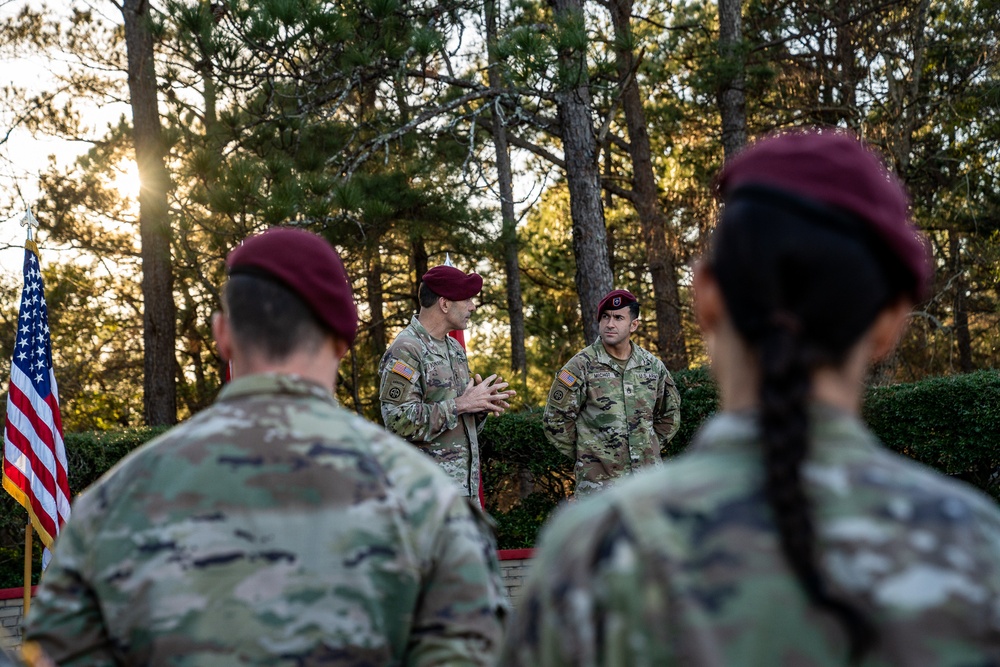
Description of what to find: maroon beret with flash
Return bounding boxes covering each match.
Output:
[226,227,358,345]
[597,289,638,320]
[717,129,932,299]
[422,265,483,301]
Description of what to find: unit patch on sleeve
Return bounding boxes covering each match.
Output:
[557,369,579,388]
[390,359,417,382]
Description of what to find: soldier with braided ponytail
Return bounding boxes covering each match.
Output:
[501,130,1000,666]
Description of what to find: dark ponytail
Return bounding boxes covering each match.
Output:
[758,323,876,662]
[711,186,912,662]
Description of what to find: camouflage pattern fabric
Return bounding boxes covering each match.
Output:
[379,316,484,498]
[500,407,1000,666]
[24,374,507,666]
[543,339,680,495]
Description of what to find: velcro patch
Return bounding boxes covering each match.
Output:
[557,369,578,388]
[390,360,417,382]
[590,371,616,380]
[381,376,410,404]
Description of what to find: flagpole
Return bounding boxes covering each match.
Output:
[21,209,37,617]
[23,523,32,616]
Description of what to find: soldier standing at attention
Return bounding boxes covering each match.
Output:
[501,130,1000,666]
[542,289,681,496]
[23,228,507,666]
[379,265,514,500]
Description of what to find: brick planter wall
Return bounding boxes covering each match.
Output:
[498,548,535,607]
[0,587,33,654]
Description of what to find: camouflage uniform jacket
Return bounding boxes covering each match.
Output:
[24,374,507,667]
[500,407,1000,666]
[379,316,485,498]
[543,338,680,495]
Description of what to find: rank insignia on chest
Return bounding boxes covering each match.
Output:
[391,360,417,381]
[557,369,579,388]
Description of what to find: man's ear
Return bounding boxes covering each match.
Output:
[693,260,724,336]
[629,316,640,333]
[869,299,913,362]
[331,336,350,362]
[212,311,233,362]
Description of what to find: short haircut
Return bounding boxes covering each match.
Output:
[418,282,441,309]
[223,274,327,361]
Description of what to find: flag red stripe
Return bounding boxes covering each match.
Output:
[2,453,58,540]
[9,380,59,456]
[5,381,68,534]
[4,416,59,518]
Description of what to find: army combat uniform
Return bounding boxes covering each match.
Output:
[379,316,484,498]
[500,406,1000,666]
[25,374,507,666]
[543,338,680,495]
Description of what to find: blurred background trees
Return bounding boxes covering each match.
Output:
[0,0,996,430]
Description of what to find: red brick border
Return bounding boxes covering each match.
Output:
[0,587,35,601]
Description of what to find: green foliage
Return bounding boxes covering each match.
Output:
[665,366,719,458]
[863,370,1000,497]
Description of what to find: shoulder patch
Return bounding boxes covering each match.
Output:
[557,368,579,388]
[390,359,417,382]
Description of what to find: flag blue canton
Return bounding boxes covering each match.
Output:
[13,249,54,397]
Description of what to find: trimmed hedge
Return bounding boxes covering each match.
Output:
[2,370,998,583]
[862,369,1000,496]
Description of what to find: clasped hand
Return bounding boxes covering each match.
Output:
[455,373,516,416]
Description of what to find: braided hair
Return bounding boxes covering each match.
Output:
[709,185,915,662]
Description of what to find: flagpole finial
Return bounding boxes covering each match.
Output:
[444,252,454,267]
[20,208,39,242]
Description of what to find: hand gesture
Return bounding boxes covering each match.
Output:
[455,373,516,415]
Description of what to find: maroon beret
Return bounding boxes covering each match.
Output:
[717,129,932,299]
[597,289,638,320]
[421,265,483,301]
[226,227,358,345]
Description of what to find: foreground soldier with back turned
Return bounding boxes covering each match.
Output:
[23,227,507,666]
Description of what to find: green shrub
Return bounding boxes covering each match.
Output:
[863,370,1000,497]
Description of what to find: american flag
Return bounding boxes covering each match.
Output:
[2,239,70,563]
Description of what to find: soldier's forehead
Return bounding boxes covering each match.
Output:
[601,307,631,316]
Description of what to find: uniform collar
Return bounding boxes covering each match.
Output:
[410,315,463,354]
[590,337,645,371]
[692,404,877,460]
[217,373,337,405]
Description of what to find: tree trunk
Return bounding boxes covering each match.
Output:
[122,0,177,426]
[553,0,613,341]
[949,231,973,372]
[609,0,688,370]
[717,0,747,161]
[411,236,428,311]
[485,0,527,384]
[367,249,387,360]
